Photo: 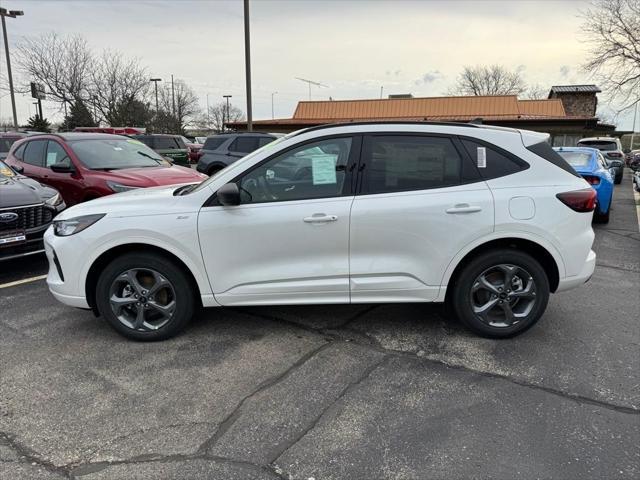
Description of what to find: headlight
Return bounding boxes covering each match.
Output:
[53,214,105,237]
[107,181,140,193]
[45,193,63,207]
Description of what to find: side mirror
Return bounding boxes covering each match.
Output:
[12,164,24,174]
[50,163,74,173]
[217,182,240,206]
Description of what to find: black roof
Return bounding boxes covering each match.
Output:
[549,85,601,94]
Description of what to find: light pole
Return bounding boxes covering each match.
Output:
[1,8,24,130]
[223,95,232,131]
[243,0,252,131]
[150,78,162,114]
[271,91,277,119]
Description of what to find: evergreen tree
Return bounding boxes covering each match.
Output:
[25,116,52,133]
[60,100,96,131]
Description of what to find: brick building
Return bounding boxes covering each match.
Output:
[228,85,617,147]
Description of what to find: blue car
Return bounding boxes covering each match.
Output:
[554,147,614,223]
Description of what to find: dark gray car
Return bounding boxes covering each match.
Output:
[196,133,280,176]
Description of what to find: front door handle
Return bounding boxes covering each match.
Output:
[446,204,482,214]
[303,213,338,223]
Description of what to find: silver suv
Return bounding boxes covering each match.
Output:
[577,137,625,184]
[196,133,280,176]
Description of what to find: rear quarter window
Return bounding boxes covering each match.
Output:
[461,138,529,180]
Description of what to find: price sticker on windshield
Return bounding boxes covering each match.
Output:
[477,147,487,168]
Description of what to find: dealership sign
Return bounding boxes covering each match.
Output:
[30,82,46,100]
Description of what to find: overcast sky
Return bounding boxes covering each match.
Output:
[0,0,636,129]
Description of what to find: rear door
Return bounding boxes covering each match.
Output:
[227,136,261,160]
[349,134,494,302]
[17,139,48,184]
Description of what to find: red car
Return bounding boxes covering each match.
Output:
[180,136,203,163]
[4,133,208,206]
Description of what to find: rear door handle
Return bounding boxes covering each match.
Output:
[303,213,338,223]
[446,204,482,214]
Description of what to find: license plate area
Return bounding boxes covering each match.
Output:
[0,230,26,246]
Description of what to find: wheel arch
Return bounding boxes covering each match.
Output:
[442,236,562,298]
[85,243,204,314]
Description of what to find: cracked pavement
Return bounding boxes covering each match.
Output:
[1,180,639,479]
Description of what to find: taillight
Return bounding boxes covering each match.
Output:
[608,152,622,158]
[582,175,600,185]
[556,188,597,212]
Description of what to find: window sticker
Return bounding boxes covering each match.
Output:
[477,146,487,168]
[46,152,58,166]
[311,155,337,185]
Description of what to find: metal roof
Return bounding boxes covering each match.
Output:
[549,85,601,94]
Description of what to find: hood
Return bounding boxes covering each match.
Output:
[100,165,207,186]
[0,175,57,207]
[55,182,210,220]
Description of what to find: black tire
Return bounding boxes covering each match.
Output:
[614,173,622,184]
[593,204,610,224]
[450,249,550,338]
[95,252,195,341]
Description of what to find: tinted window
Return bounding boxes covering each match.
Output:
[526,141,580,177]
[12,142,26,160]
[258,137,275,147]
[555,151,592,167]
[237,137,352,204]
[23,140,47,167]
[577,140,617,151]
[68,138,166,170]
[362,136,465,194]
[134,136,153,147]
[203,137,227,151]
[462,138,528,180]
[0,137,19,153]
[45,141,71,168]
[154,137,180,149]
[230,136,261,153]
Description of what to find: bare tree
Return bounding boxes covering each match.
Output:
[448,65,527,96]
[15,33,92,110]
[522,84,549,100]
[89,51,149,126]
[157,79,201,133]
[204,102,245,132]
[580,0,640,111]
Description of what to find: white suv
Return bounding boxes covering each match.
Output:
[44,122,596,341]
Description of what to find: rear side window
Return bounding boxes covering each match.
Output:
[203,137,227,151]
[526,141,580,177]
[461,138,529,180]
[361,135,471,194]
[22,140,47,167]
[230,136,261,153]
[154,137,179,149]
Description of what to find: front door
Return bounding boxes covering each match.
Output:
[198,136,358,306]
[43,140,85,206]
[349,134,494,302]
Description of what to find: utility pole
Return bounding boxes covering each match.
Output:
[1,8,24,130]
[223,95,232,132]
[243,0,252,131]
[206,93,210,130]
[295,77,329,101]
[271,92,277,119]
[631,100,638,151]
[150,78,162,114]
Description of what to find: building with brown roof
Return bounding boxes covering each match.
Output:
[228,85,616,147]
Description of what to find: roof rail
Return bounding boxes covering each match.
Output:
[289,120,480,137]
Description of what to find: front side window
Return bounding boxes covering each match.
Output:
[23,140,47,167]
[154,137,180,149]
[362,136,465,194]
[68,139,166,170]
[230,136,261,153]
[237,137,352,204]
[45,141,71,168]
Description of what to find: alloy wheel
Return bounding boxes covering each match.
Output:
[469,264,538,328]
[108,268,176,331]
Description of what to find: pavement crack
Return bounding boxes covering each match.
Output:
[271,354,390,466]
[596,262,640,273]
[0,431,71,478]
[196,341,333,455]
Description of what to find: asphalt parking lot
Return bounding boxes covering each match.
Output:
[1,176,639,480]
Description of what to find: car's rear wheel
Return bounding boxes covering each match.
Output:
[95,252,195,341]
[451,250,550,338]
[614,172,622,184]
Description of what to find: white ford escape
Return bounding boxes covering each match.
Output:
[44,123,596,341]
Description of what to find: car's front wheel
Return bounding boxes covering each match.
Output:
[95,252,195,341]
[451,250,550,338]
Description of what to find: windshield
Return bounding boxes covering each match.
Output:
[0,159,16,177]
[68,138,168,170]
[556,151,592,167]
[0,137,19,153]
[189,133,291,194]
[577,140,617,151]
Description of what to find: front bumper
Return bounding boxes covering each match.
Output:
[44,227,90,308]
[556,249,596,293]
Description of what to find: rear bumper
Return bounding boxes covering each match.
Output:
[556,249,596,293]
